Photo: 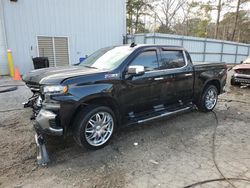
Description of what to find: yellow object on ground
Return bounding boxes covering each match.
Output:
[7,49,14,77]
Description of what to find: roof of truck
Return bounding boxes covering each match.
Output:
[128,44,185,50]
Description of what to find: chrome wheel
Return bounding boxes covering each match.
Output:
[205,88,217,110]
[84,112,114,147]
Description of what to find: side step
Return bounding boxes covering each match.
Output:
[137,106,193,124]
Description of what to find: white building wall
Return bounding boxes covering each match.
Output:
[2,0,126,74]
[0,0,8,75]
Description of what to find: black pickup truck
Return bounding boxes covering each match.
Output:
[23,44,227,150]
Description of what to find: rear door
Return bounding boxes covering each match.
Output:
[158,49,194,106]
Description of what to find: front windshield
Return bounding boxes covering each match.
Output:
[80,46,134,70]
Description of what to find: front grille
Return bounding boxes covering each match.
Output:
[26,82,40,92]
[235,78,250,84]
[49,119,57,128]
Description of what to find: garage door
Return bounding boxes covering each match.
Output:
[37,36,69,67]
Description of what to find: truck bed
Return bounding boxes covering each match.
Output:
[193,61,226,71]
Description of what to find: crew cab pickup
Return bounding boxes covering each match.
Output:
[23,44,227,150]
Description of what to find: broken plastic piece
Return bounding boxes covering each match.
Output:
[35,133,50,165]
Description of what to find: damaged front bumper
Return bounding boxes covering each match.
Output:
[232,73,250,84]
[24,93,63,136]
[34,109,63,136]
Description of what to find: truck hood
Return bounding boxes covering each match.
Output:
[22,66,105,85]
[233,63,250,70]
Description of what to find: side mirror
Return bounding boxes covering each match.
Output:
[240,61,243,64]
[127,65,145,76]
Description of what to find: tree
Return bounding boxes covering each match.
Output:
[154,0,187,33]
[215,0,222,39]
[221,10,250,42]
[127,0,154,34]
[231,0,250,40]
[126,0,250,43]
[231,0,241,40]
[182,1,200,36]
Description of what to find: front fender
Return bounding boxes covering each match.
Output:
[52,83,117,133]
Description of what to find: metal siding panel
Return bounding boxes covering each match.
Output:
[155,38,182,45]
[237,46,248,55]
[134,35,145,44]
[206,42,222,53]
[223,44,237,53]
[190,54,203,62]
[0,1,8,75]
[131,33,250,64]
[183,40,204,53]
[205,54,221,62]
[127,38,133,43]
[3,0,125,74]
[146,38,155,44]
[236,55,248,63]
[222,55,235,64]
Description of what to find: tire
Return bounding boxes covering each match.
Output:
[230,77,240,86]
[73,105,116,150]
[197,85,218,112]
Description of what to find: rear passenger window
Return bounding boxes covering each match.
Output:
[160,50,185,69]
[130,50,158,71]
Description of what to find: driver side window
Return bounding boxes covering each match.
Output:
[130,50,159,72]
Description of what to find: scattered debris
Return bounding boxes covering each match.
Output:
[133,142,138,146]
[149,159,159,165]
[240,85,250,89]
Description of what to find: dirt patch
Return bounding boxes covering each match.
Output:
[0,76,250,188]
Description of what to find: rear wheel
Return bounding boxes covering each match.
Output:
[197,85,218,112]
[73,105,116,150]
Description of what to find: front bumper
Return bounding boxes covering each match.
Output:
[232,74,250,84]
[34,109,63,136]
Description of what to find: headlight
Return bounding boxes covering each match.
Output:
[43,85,68,94]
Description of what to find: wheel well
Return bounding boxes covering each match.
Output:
[204,80,221,94]
[69,97,120,129]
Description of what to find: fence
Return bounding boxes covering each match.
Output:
[127,33,250,64]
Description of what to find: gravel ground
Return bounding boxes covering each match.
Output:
[0,72,249,188]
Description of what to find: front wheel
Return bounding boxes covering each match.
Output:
[73,105,116,150]
[197,85,218,112]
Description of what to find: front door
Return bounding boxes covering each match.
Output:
[120,48,161,115]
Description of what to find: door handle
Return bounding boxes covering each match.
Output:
[184,73,193,76]
[154,77,164,81]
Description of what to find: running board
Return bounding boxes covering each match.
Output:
[137,106,193,124]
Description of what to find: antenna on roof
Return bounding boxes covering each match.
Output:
[130,42,137,48]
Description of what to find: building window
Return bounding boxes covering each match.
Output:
[37,36,69,67]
